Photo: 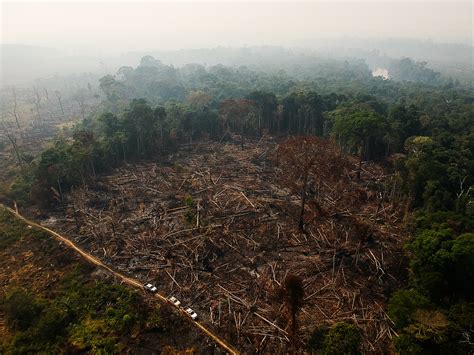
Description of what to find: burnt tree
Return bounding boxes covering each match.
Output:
[274,136,348,230]
[282,274,304,347]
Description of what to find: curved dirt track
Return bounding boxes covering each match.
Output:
[1,203,239,355]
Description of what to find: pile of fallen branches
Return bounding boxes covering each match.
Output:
[42,138,406,352]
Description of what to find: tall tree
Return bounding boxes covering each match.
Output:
[329,104,386,179]
[153,106,167,152]
[122,99,156,157]
[219,99,258,148]
[186,90,213,109]
[247,91,277,133]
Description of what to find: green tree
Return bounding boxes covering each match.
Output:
[122,99,156,157]
[307,322,361,354]
[247,91,277,133]
[153,106,167,152]
[329,104,386,178]
[2,289,43,331]
[388,289,432,328]
[386,103,421,154]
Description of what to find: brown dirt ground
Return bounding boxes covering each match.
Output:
[29,139,408,353]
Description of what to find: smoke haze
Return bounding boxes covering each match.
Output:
[2,1,472,55]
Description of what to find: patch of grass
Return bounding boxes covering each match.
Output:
[0,208,59,257]
[0,209,30,250]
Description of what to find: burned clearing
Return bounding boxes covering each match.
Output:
[42,139,407,352]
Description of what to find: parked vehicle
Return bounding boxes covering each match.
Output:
[144,283,158,293]
[168,296,181,307]
[185,307,198,320]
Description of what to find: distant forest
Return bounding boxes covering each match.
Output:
[5,51,474,353]
[1,40,473,85]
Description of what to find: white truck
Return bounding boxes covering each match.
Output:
[144,283,158,293]
[185,307,198,320]
[168,296,181,307]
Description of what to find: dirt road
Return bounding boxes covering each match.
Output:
[1,204,239,355]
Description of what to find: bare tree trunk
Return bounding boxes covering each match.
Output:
[71,186,80,231]
[298,109,302,135]
[75,89,86,120]
[90,159,96,179]
[33,87,43,126]
[57,179,63,201]
[288,111,291,136]
[385,140,391,158]
[79,102,86,120]
[357,139,365,180]
[299,173,308,230]
[57,95,65,115]
[6,133,23,167]
[11,88,21,130]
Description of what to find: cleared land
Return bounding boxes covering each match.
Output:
[39,139,407,352]
[0,207,216,353]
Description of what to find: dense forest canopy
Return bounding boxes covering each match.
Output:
[2,41,473,86]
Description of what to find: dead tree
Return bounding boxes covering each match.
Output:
[32,86,43,126]
[10,87,21,130]
[75,88,87,120]
[274,136,348,230]
[281,274,304,347]
[0,115,23,167]
[55,90,65,116]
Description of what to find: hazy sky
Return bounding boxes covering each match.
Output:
[2,1,472,54]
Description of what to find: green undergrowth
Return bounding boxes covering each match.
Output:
[307,322,361,354]
[0,208,37,250]
[0,207,162,354]
[1,278,162,354]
